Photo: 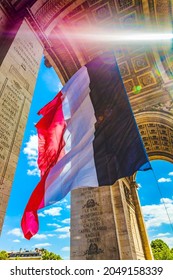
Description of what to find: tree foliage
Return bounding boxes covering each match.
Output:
[41,249,62,260]
[0,250,9,260]
[151,239,173,260]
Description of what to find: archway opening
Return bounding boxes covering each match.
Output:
[136,160,173,251]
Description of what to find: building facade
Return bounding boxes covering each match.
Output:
[8,249,42,260]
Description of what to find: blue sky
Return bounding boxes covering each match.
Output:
[0,57,173,259]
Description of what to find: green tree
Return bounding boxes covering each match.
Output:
[0,250,9,260]
[41,249,62,260]
[151,239,171,260]
[170,248,173,260]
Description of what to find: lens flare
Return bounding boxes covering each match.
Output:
[133,85,142,94]
[63,31,173,43]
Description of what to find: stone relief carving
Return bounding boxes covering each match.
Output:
[82,199,99,209]
[137,100,173,114]
[84,243,104,255]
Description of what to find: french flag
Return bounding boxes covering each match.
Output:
[21,52,151,239]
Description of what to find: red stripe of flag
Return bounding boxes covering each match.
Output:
[21,91,66,239]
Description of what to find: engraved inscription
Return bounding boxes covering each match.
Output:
[71,187,120,259]
[12,37,40,77]
[9,66,29,90]
[0,78,24,179]
[78,189,107,258]
[0,20,43,235]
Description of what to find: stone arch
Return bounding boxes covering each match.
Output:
[1,0,173,259]
[136,111,173,163]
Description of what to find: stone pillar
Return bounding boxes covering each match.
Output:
[71,178,152,260]
[110,180,137,259]
[130,181,153,260]
[70,187,120,260]
[0,4,22,65]
[0,19,43,234]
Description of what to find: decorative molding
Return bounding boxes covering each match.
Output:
[136,100,173,114]
[114,0,135,12]
[92,3,112,22]
[138,122,173,157]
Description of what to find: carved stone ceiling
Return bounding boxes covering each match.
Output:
[2,0,173,162]
[139,122,173,161]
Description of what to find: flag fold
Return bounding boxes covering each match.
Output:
[21,52,151,239]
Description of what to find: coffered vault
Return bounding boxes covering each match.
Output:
[26,0,173,162]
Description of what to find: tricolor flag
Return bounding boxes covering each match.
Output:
[21,52,151,239]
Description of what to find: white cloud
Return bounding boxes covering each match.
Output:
[54,199,68,206]
[47,223,61,228]
[27,168,40,176]
[43,207,62,217]
[32,234,47,240]
[61,247,70,252]
[58,233,70,239]
[58,82,63,92]
[7,228,23,238]
[33,243,51,248]
[151,236,173,248]
[54,226,70,233]
[23,134,40,177]
[142,198,173,229]
[137,183,142,189]
[158,177,172,183]
[62,218,70,224]
[66,205,71,209]
[160,198,173,204]
[23,134,38,158]
[47,234,56,237]
[38,213,45,217]
[55,226,70,239]
[13,239,21,243]
[38,207,63,218]
[158,237,173,248]
[154,232,171,238]
[168,172,173,176]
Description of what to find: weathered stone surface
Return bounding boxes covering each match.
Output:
[0,1,173,260]
[0,20,43,234]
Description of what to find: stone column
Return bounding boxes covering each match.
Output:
[70,178,152,260]
[0,19,43,234]
[70,186,120,260]
[0,4,22,65]
[130,181,153,259]
[110,180,137,259]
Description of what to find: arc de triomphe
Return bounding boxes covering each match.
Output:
[0,0,173,259]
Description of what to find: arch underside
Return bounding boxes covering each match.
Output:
[32,0,173,163]
[136,111,173,163]
[1,0,172,260]
[3,0,173,162]
[29,0,173,163]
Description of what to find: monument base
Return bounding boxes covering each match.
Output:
[70,179,153,260]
